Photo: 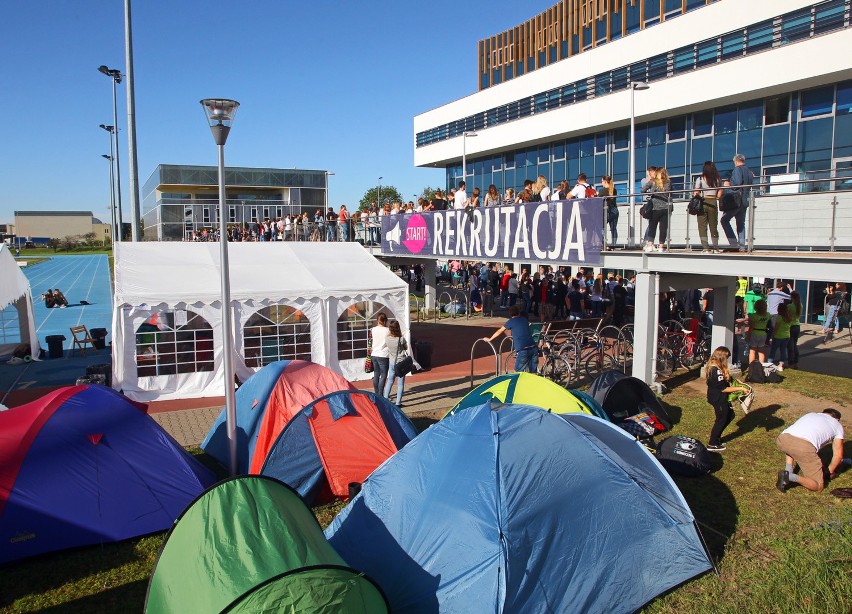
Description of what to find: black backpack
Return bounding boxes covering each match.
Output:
[656,435,712,477]
[746,360,766,384]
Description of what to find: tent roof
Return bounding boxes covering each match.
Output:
[113,242,408,306]
[0,244,31,310]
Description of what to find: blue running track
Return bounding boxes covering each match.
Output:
[22,255,113,351]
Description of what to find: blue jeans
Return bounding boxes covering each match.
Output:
[326,225,336,242]
[823,304,841,334]
[515,347,538,373]
[341,222,349,241]
[769,337,789,365]
[372,357,389,396]
[607,209,618,245]
[383,363,405,405]
[721,206,747,248]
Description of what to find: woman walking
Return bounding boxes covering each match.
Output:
[599,175,618,249]
[370,313,390,396]
[384,320,409,407]
[705,347,748,452]
[787,291,802,368]
[694,161,723,253]
[642,167,672,253]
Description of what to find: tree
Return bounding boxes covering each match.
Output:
[421,186,442,201]
[359,185,404,211]
[48,237,61,253]
[83,232,96,246]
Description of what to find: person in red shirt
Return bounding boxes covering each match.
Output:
[499,268,512,309]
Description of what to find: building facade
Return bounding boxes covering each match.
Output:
[14,211,104,244]
[415,0,852,197]
[142,165,329,241]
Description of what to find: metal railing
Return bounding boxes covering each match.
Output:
[469,339,501,389]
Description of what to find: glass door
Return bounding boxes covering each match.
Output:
[832,158,852,191]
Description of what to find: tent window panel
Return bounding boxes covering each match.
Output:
[336,302,396,361]
[135,310,214,377]
[0,304,22,346]
[243,305,311,368]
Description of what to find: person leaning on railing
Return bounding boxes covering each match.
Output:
[642,167,672,253]
[721,154,755,252]
[694,161,723,253]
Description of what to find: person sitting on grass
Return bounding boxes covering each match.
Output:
[776,409,845,493]
[482,305,537,373]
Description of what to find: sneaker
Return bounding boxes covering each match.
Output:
[776,364,784,372]
[741,391,755,414]
[712,249,723,254]
[707,443,726,452]
[701,249,711,254]
[776,470,790,493]
[657,245,665,253]
[643,244,654,253]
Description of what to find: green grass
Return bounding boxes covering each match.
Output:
[15,246,113,256]
[2,378,850,613]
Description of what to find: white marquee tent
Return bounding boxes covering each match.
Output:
[0,244,40,360]
[111,242,409,402]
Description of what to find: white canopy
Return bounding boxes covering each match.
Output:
[112,242,409,401]
[0,244,40,360]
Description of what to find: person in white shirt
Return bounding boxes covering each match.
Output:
[569,173,595,199]
[766,282,791,315]
[776,409,845,492]
[370,313,391,396]
[453,181,467,210]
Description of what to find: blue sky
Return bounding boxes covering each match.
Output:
[0,0,552,224]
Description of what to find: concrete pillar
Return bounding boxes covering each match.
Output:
[710,281,736,359]
[631,271,659,384]
[424,260,437,310]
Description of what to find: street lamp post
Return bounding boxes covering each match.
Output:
[102,154,117,244]
[324,171,335,213]
[462,131,478,188]
[628,82,650,249]
[377,176,383,209]
[98,66,124,240]
[100,125,119,243]
[200,98,240,475]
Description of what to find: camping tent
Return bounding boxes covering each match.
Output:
[326,402,712,613]
[111,242,408,401]
[446,372,608,419]
[0,385,216,564]
[202,360,355,475]
[589,369,673,429]
[260,390,418,505]
[0,243,40,360]
[145,476,388,614]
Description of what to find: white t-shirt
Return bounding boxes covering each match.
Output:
[782,413,844,450]
[453,189,467,210]
[766,289,790,315]
[370,325,390,358]
[570,183,590,199]
[540,186,551,201]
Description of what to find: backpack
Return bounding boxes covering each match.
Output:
[745,360,765,384]
[583,184,597,198]
[656,435,712,477]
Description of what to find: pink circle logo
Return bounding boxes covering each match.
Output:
[403,214,428,253]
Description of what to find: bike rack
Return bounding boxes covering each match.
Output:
[498,335,515,373]
[452,291,470,320]
[470,339,500,389]
[436,291,454,322]
[409,294,424,323]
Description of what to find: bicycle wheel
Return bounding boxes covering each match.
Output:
[540,355,573,387]
[656,348,675,378]
[584,351,619,380]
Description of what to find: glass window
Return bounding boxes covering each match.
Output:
[612,150,628,181]
[668,117,686,141]
[685,0,704,11]
[538,145,550,164]
[519,98,532,118]
[535,93,547,113]
[244,305,311,367]
[801,86,834,118]
[673,46,694,74]
[715,107,737,135]
[595,133,607,154]
[635,126,648,149]
[595,19,607,45]
[664,0,682,16]
[720,31,744,59]
[737,129,762,164]
[547,88,560,109]
[781,8,812,43]
[625,1,641,34]
[762,124,790,164]
[596,72,612,97]
[648,54,668,81]
[576,81,589,101]
[609,5,623,40]
[629,61,647,84]
[648,122,666,146]
[835,81,852,114]
[135,310,214,377]
[504,152,515,168]
[337,302,395,362]
[691,138,713,173]
[738,102,763,131]
[612,67,628,91]
[561,84,575,106]
[747,20,774,52]
[567,139,580,160]
[692,111,713,138]
[833,113,852,159]
[714,134,736,176]
[644,0,660,24]
[614,127,629,150]
[553,142,566,160]
[552,160,566,183]
[579,136,594,157]
[696,39,717,67]
[765,95,790,125]
[814,0,846,34]
[667,141,686,173]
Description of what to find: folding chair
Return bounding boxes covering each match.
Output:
[70,325,96,357]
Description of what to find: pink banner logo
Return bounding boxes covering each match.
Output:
[403,214,428,254]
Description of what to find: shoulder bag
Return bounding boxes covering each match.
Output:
[364,331,374,373]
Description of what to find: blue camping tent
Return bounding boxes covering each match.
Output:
[0,385,216,564]
[326,402,712,613]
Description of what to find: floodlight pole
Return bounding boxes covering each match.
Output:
[201,98,240,475]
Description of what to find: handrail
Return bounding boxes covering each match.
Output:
[470,339,500,390]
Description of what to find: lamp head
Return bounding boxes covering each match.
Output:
[102,154,112,161]
[99,124,114,133]
[463,131,478,137]
[631,82,650,91]
[200,98,240,146]
[98,65,122,83]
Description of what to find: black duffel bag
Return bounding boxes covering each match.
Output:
[656,435,712,477]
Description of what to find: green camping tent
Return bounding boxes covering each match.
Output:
[145,476,387,614]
